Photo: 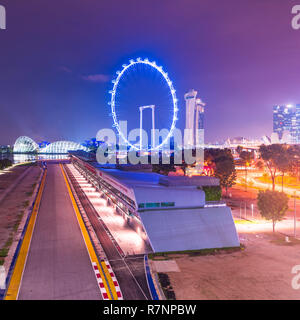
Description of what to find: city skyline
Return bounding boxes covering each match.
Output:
[1,1,300,145]
[273,104,300,144]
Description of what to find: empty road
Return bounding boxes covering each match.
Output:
[18,164,101,300]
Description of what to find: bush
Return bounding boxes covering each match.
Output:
[0,158,12,170]
[158,273,176,300]
[202,186,222,201]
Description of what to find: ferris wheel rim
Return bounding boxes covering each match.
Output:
[109,58,178,151]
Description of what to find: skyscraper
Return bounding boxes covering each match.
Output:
[297,104,300,144]
[273,105,300,144]
[184,89,205,147]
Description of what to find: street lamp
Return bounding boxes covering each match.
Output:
[294,192,297,238]
[245,161,249,192]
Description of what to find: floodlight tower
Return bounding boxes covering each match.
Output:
[139,105,156,150]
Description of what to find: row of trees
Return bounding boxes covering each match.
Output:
[151,148,237,197]
[259,144,300,191]
[256,144,299,232]
[236,144,298,233]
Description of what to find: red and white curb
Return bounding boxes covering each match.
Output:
[92,262,109,300]
[104,260,123,300]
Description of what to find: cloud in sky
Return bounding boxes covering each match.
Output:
[81,74,110,83]
[59,67,109,83]
[59,66,72,73]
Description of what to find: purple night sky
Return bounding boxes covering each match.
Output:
[0,0,299,145]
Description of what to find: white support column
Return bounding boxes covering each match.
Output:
[151,106,155,149]
[139,105,156,151]
[139,107,143,151]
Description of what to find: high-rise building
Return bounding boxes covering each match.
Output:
[297,104,300,144]
[273,105,300,144]
[184,89,205,147]
[195,98,205,130]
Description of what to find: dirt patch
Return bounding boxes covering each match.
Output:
[0,164,41,264]
[163,232,300,300]
[0,164,32,191]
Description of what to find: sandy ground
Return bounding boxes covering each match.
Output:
[0,164,30,192]
[163,232,300,300]
[0,164,41,259]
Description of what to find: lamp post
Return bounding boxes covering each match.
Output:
[294,192,297,238]
[245,161,249,192]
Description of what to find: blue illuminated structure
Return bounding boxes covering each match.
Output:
[13,136,87,154]
[13,136,39,153]
[109,58,178,151]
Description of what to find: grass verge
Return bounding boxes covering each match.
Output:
[149,246,243,260]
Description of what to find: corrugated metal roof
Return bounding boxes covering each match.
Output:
[140,206,240,252]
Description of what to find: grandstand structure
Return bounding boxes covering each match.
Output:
[70,154,240,253]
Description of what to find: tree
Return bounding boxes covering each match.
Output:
[236,145,243,155]
[0,158,12,170]
[239,150,253,164]
[205,148,237,197]
[202,186,222,201]
[255,160,264,170]
[239,150,253,191]
[152,163,176,176]
[288,145,300,183]
[152,154,176,176]
[276,145,292,192]
[214,156,237,197]
[259,144,286,191]
[257,190,289,232]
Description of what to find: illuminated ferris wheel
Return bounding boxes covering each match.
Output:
[109,58,178,151]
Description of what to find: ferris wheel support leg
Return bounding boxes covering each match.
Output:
[139,108,143,151]
[152,106,155,149]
